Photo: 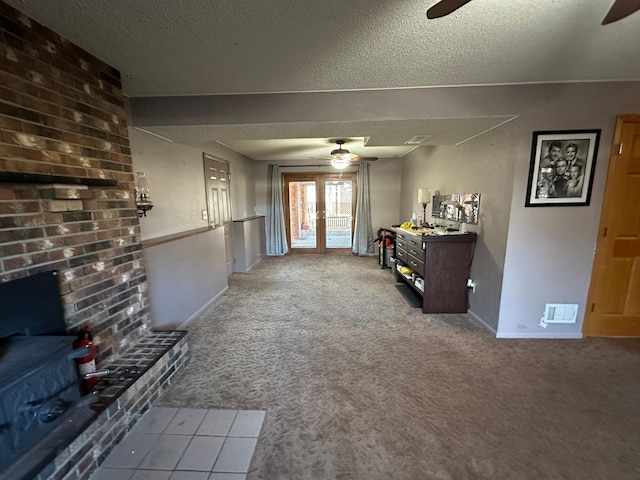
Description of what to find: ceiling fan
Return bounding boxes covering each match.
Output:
[329,140,377,170]
[426,0,640,25]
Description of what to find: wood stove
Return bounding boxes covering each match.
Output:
[0,271,97,480]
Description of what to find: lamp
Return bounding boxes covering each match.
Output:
[135,171,153,217]
[417,188,431,225]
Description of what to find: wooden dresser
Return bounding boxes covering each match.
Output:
[392,228,477,314]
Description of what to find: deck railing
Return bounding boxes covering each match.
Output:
[326,216,350,230]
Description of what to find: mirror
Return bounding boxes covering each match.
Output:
[431,193,480,225]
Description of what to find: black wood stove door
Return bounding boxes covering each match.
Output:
[0,337,82,470]
[0,270,66,337]
[0,270,85,476]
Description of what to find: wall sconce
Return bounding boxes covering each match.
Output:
[417,188,431,224]
[135,171,153,217]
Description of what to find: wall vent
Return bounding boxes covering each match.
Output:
[543,304,578,324]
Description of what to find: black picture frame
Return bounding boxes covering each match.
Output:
[525,129,601,207]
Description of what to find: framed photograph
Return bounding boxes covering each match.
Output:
[525,129,601,207]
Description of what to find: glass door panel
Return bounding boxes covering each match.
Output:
[284,173,356,254]
[288,181,317,249]
[324,180,353,249]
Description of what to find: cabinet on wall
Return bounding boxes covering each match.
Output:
[392,228,477,314]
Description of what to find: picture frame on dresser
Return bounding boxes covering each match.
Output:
[525,129,601,207]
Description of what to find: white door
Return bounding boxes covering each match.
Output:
[203,154,234,275]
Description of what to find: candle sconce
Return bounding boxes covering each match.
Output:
[135,172,153,217]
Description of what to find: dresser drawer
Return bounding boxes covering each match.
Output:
[406,253,424,273]
[406,242,422,259]
[408,236,422,249]
[395,238,407,251]
[396,247,408,263]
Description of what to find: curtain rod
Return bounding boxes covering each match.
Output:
[278,165,329,168]
[278,164,355,169]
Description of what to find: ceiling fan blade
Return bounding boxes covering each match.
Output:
[426,0,473,19]
[353,156,378,162]
[602,0,640,25]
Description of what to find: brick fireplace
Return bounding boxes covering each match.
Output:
[0,3,189,479]
[0,1,147,359]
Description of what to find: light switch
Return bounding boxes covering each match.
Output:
[201,210,208,220]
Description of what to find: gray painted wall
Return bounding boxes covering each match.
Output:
[497,86,639,338]
[129,81,640,338]
[393,82,638,337]
[129,128,259,238]
[401,123,517,330]
[129,128,210,240]
[233,216,266,272]
[129,128,259,328]
[143,228,228,329]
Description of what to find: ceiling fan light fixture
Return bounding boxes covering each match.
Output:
[330,140,354,169]
[331,155,351,170]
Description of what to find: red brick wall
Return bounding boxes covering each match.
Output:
[0,2,149,362]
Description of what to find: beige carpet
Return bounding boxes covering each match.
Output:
[157,254,640,480]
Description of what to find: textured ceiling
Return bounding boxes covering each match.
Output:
[6,0,640,160]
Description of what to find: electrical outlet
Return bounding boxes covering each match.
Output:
[466,279,476,293]
[201,210,208,220]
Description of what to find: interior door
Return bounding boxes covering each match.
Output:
[203,154,234,275]
[283,173,356,254]
[584,115,640,336]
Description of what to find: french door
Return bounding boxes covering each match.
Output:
[283,173,357,254]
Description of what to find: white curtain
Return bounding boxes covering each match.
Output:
[266,164,289,256]
[352,163,374,256]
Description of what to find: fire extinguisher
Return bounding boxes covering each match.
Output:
[73,326,97,394]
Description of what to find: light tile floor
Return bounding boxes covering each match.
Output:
[91,407,265,480]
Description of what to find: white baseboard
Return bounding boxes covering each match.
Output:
[467,309,497,336]
[467,310,583,339]
[496,331,583,339]
[178,286,229,330]
[246,255,265,272]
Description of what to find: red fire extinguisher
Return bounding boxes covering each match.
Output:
[73,326,98,393]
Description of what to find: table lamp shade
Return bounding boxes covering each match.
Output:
[418,188,431,204]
